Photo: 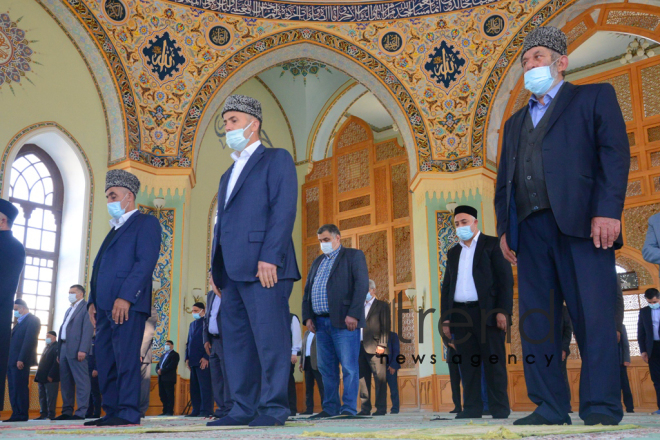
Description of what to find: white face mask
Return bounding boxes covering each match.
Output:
[320,242,334,254]
[45,337,52,345]
[226,121,254,152]
[68,293,78,304]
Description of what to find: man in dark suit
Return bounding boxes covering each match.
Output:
[619,325,634,413]
[302,224,369,418]
[186,302,212,417]
[34,330,60,420]
[55,284,93,421]
[0,199,26,412]
[299,329,323,414]
[494,26,629,426]
[208,95,301,427]
[440,331,461,414]
[560,304,573,413]
[358,280,390,416]
[639,288,660,414]
[85,335,102,419]
[386,331,400,414]
[6,298,40,422]
[86,170,162,426]
[204,278,233,419]
[157,340,179,416]
[441,205,513,420]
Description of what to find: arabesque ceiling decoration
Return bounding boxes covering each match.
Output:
[0,12,36,92]
[42,0,587,171]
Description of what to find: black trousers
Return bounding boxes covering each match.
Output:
[358,344,387,413]
[386,370,399,413]
[86,373,102,417]
[158,379,175,415]
[561,357,571,411]
[650,343,660,410]
[620,365,634,412]
[453,304,510,417]
[288,363,297,415]
[447,345,462,411]
[303,357,324,412]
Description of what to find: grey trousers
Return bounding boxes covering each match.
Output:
[38,382,59,419]
[140,362,152,416]
[209,335,233,417]
[60,355,91,417]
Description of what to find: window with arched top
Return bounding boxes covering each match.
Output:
[9,145,64,358]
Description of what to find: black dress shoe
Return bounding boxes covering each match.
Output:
[301,410,314,415]
[390,410,399,414]
[449,408,461,414]
[626,409,635,413]
[207,416,246,426]
[583,413,619,426]
[513,413,571,426]
[99,416,134,426]
[84,417,107,426]
[372,410,387,416]
[184,413,200,417]
[491,413,509,419]
[69,415,84,420]
[3,417,28,422]
[456,412,482,419]
[32,416,49,421]
[54,414,73,421]
[341,411,356,416]
[357,410,371,416]
[309,411,334,419]
[249,415,283,427]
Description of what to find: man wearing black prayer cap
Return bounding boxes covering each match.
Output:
[440,205,513,420]
[0,198,26,413]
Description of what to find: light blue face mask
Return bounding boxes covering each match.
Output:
[192,313,201,320]
[456,225,475,241]
[107,193,128,220]
[13,310,21,318]
[164,345,171,352]
[524,59,559,96]
[226,121,254,152]
[365,292,373,302]
[320,242,334,254]
[650,303,660,310]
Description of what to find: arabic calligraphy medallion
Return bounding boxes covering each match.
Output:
[423,41,467,91]
[0,13,34,89]
[207,25,231,49]
[482,14,507,40]
[103,0,128,25]
[379,31,404,55]
[141,31,187,83]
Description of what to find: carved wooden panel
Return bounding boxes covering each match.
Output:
[338,214,371,230]
[606,9,660,31]
[306,159,331,182]
[306,244,321,274]
[626,179,643,197]
[322,180,334,225]
[602,73,634,122]
[337,148,370,193]
[391,162,410,219]
[648,125,660,143]
[641,63,660,118]
[374,166,389,225]
[337,120,369,149]
[340,237,352,248]
[400,305,416,369]
[623,202,660,251]
[359,230,389,300]
[339,195,370,212]
[394,225,412,285]
[629,132,636,147]
[305,186,320,238]
[375,139,405,162]
[398,375,418,408]
[566,21,588,46]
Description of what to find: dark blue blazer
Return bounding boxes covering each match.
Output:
[638,306,656,357]
[495,82,629,252]
[89,212,162,315]
[387,331,400,371]
[301,246,369,330]
[186,318,208,367]
[9,313,41,367]
[212,144,301,285]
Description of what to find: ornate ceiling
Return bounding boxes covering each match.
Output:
[28,0,659,173]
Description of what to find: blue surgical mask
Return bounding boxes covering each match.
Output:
[46,337,52,345]
[456,225,475,241]
[107,193,128,220]
[650,303,660,310]
[365,292,373,302]
[192,313,201,320]
[320,242,334,254]
[13,310,21,318]
[164,345,171,352]
[524,59,558,96]
[226,121,254,152]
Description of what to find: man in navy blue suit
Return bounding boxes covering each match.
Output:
[495,27,629,426]
[5,299,40,422]
[85,170,162,426]
[186,302,213,417]
[208,95,301,427]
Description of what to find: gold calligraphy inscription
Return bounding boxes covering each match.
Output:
[484,15,504,36]
[382,32,402,52]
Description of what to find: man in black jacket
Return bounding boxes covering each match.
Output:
[302,224,368,418]
[441,205,513,420]
[441,330,462,414]
[34,331,60,420]
[85,335,102,419]
[157,340,180,416]
[357,280,390,416]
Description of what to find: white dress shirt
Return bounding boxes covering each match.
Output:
[454,231,480,303]
[225,140,262,206]
[291,315,302,355]
[653,308,660,341]
[305,332,315,357]
[208,294,221,335]
[61,298,83,341]
[361,296,375,342]
[110,208,138,230]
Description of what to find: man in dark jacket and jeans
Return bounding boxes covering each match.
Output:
[34,331,60,420]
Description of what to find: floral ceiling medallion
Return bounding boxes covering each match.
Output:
[279,59,332,85]
[0,13,36,93]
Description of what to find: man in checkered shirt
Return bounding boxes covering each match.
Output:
[302,224,369,418]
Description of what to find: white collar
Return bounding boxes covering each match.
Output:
[230,140,261,163]
[365,296,375,307]
[110,209,138,229]
[459,230,481,249]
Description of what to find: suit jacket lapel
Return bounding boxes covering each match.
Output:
[544,82,578,136]
[225,145,265,208]
[107,212,141,251]
[507,108,527,181]
[327,247,347,280]
[472,235,486,273]
[218,171,231,213]
[366,300,377,320]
